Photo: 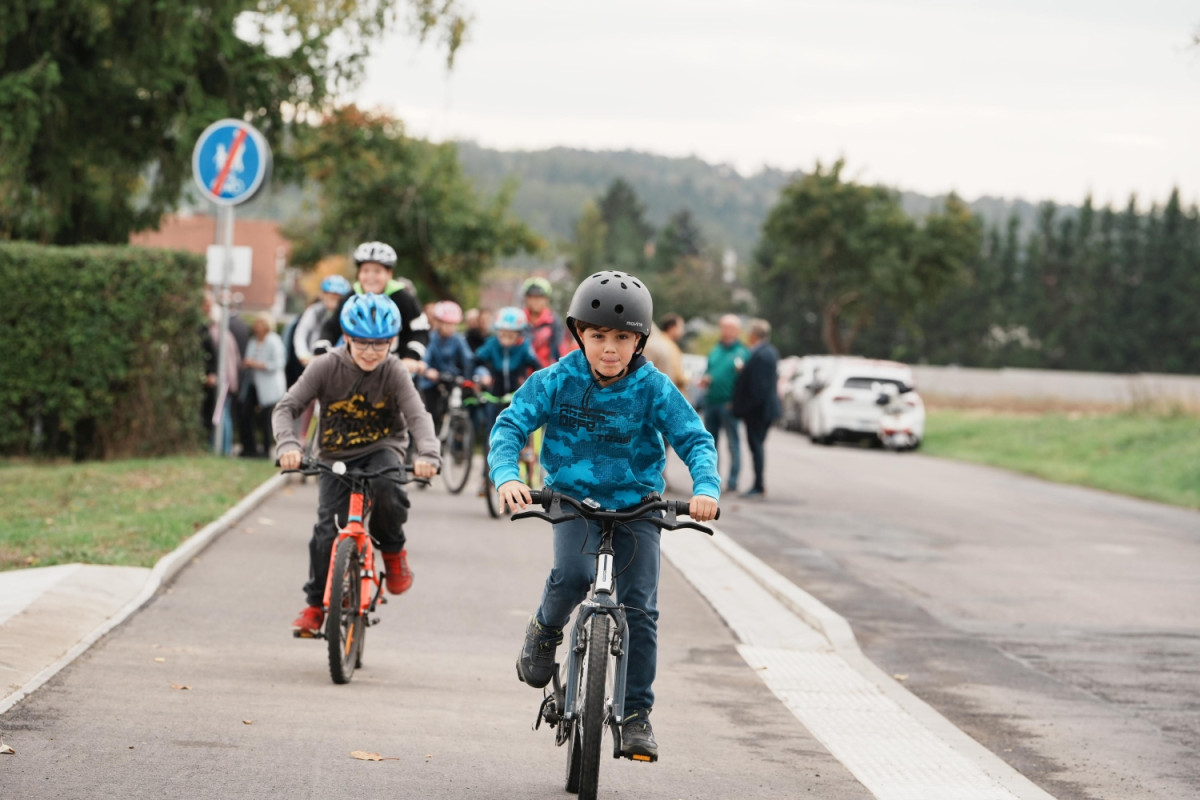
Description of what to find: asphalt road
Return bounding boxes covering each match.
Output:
[0,473,869,800]
[3,430,1197,800]
[701,431,1200,800]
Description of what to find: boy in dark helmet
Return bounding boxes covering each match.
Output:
[490,271,720,761]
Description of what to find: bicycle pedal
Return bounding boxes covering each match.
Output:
[369,616,380,625]
[623,751,657,763]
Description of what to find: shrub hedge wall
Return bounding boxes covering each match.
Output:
[0,243,207,459]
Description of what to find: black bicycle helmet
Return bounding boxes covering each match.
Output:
[565,270,654,353]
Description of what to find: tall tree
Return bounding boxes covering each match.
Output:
[0,0,469,244]
[597,178,653,274]
[287,106,540,304]
[752,160,979,356]
[570,200,607,281]
[652,207,705,273]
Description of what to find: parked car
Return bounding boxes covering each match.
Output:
[779,355,837,433]
[804,358,924,449]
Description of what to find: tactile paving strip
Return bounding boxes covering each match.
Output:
[663,531,1051,800]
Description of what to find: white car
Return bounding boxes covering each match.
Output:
[804,358,924,449]
[778,355,839,433]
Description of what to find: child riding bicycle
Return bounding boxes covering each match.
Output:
[490,271,720,761]
[273,293,440,637]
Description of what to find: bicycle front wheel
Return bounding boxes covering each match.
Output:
[571,614,611,800]
[441,412,474,494]
[326,538,364,685]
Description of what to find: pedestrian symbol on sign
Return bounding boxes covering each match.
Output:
[191,119,270,206]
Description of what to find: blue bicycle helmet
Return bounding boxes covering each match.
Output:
[493,306,527,332]
[340,293,401,339]
[321,274,352,295]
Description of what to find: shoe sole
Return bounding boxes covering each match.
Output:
[515,660,553,689]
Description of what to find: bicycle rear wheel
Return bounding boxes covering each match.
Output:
[441,412,474,494]
[326,538,364,685]
[570,614,610,800]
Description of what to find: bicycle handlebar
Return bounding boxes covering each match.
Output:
[511,488,717,535]
[277,457,431,485]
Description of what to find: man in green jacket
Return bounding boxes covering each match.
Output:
[701,314,750,493]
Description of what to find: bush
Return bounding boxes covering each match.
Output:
[0,243,206,459]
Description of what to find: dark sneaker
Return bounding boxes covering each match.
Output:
[292,605,324,637]
[621,708,658,762]
[516,614,563,688]
[382,549,413,595]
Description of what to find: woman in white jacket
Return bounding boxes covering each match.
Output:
[240,313,287,458]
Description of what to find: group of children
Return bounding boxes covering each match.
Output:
[270,241,721,763]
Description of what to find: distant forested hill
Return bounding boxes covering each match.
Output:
[454,142,1048,261]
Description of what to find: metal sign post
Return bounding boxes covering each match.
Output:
[191,119,271,455]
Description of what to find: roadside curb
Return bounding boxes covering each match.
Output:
[0,473,287,716]
[703,529,1057,800]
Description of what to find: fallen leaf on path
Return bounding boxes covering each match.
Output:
[154,657,165,663]
[1,743,14,755]
[169,683,192,690]
[893,674,908,682]
[242,720,253,725]
[350,750,398,761]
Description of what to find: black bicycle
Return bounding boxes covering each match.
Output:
[432,374,475,494]
[511,489,717,800]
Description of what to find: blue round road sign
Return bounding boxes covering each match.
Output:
[192,119,271,206]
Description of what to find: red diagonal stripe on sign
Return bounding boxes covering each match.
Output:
[210,127,248,195]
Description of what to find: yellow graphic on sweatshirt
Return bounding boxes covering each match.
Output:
[321,392,394,450]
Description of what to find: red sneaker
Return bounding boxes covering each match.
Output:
[383,549,413,595]
[292,605,324,637]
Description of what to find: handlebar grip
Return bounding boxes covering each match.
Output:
[528,488,551,506]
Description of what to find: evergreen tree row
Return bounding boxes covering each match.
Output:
[886,191,1200,375]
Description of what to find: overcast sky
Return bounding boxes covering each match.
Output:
[350,1,1200,208]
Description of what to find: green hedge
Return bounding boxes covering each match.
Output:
[0,243,206,459]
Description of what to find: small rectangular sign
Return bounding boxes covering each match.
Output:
[205,245,252,286]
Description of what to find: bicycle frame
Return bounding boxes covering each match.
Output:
[321,479,384,624]
[558,523,632,749]
[514,490,718,765]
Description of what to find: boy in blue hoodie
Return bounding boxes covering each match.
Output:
[490,271,720,761]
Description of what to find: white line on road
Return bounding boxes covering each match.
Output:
[662,529,1057,800]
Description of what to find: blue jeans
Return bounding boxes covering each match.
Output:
[704,402,741,492]
[537,515,661,712]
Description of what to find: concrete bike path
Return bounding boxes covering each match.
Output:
[0,474,871,798]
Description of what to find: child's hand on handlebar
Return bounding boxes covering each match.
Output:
[498,480,532,512]
[413,459,438,479]
[689,495,718,522]
[279,449,303,471]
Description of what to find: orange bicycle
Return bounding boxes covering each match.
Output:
[283,458,428,684]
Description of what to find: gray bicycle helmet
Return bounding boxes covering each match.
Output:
[565,270,654,353]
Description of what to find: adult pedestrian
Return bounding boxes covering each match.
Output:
[642,312,688,393]
[701,314,750,493]
[201,293,240,454]
[239,313,287,458]
[731,319,781,498]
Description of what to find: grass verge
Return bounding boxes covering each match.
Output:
[0,456,277,572]
[921,408,1200,510]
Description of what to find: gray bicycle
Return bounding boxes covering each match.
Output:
[511,489,717,800]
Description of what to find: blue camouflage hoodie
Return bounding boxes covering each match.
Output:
[488,349,720,510]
